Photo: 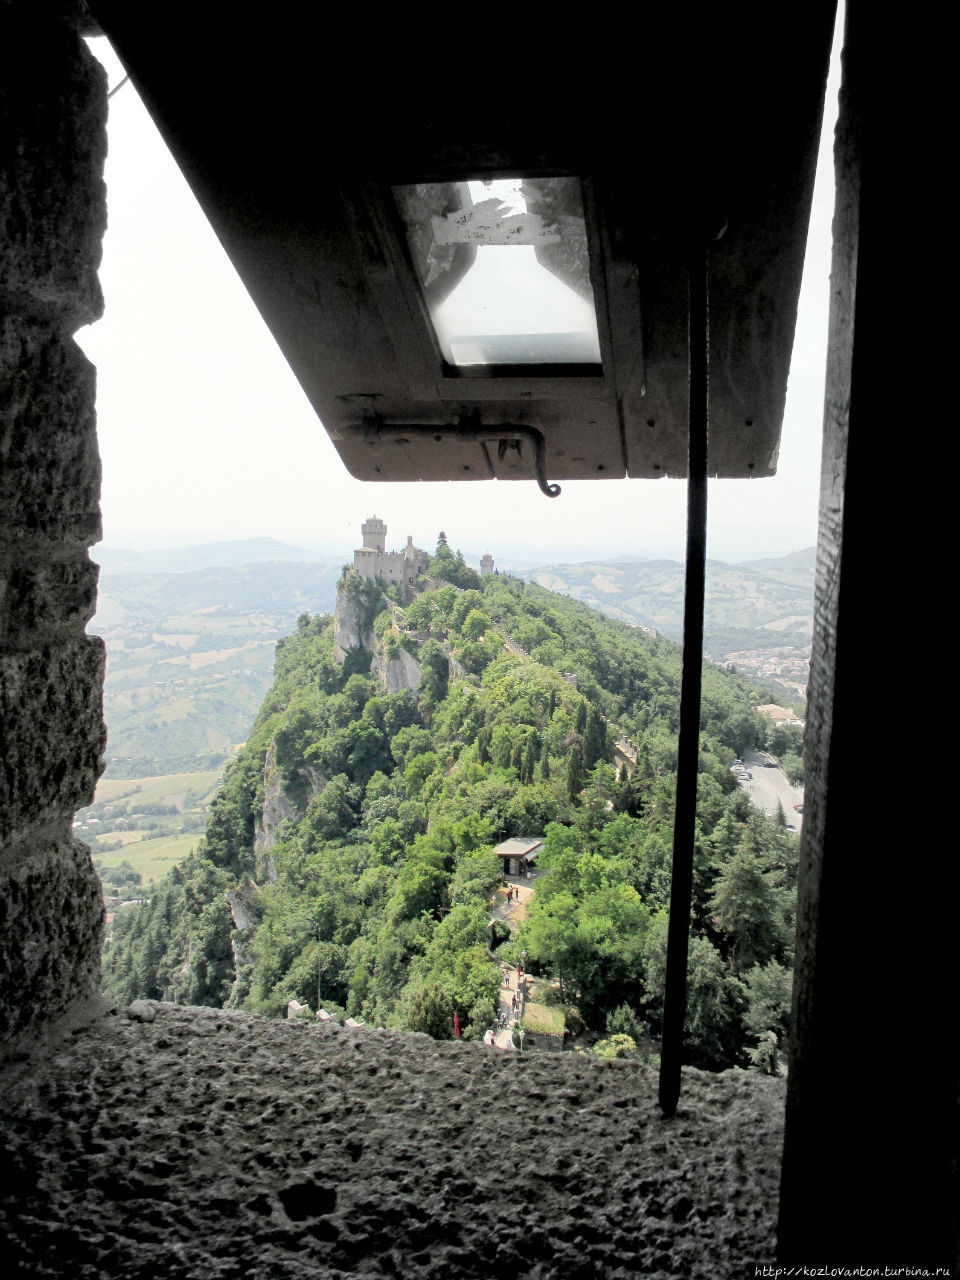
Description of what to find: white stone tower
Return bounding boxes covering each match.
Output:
[361,515,386,554]
[480,553,495,576]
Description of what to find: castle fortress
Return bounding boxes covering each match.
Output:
[353,516,430,588]
[353,517,495,586]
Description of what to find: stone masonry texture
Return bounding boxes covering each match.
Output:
[0,1004,785,1278]
[0,836,104,1041]
[0,317,102,550]
[0,640,106,843]
[0,553,100,649]
[0,7,107,328]
[1,2,108,1042]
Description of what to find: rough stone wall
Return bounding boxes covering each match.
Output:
[0,1002,787,1278]
[0,3,108,1043]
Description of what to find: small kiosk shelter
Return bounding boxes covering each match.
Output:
[494,837,544,878]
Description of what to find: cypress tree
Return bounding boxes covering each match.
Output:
[523,739,536,785]
[584,704,607,768]
[575,699,587,735]
[566,743,584,801]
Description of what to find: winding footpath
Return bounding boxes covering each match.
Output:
[487,877,536,1050]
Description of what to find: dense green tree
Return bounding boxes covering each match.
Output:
[584,704,607,768]
[742,958,792,1074]
[418,639,449,712]
[593,1034,640,1060]
[566,743,584,801]
[779,752,804,785]
[103,860,142,889]
[709,846,782,974]
[643,915,746,1069]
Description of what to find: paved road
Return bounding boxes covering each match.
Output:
[737,747,804,832]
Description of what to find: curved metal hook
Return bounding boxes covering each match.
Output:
[528,428,561,498]
[358,420,562,499]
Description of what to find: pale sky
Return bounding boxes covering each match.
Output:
[77,26,842,565]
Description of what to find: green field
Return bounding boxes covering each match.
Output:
[80,770,223,892]
[97,834,198,885]
[88,770,222,808]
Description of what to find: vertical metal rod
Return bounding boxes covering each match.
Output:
[658,239,709,1117]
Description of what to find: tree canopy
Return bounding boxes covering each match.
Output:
[104,567,799,1070]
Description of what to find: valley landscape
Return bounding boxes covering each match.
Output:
[79,537,811,903]
[96,538,803,1075]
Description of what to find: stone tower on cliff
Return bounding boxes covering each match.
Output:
[360,515,386,554]
[353,517,429,588]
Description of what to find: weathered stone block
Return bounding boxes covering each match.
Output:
[0,639,106,842]
[0,834,103,1041]
[0,318,102,549]
[0,8,106,328]
[0,554,99,646]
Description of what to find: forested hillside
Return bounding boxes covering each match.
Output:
[530,549,814,700]
[103,562,798,1073]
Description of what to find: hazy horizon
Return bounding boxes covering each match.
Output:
[94,528,818,570]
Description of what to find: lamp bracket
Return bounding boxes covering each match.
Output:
[355,418,562,498]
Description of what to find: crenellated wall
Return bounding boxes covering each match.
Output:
[0,2,108,1042]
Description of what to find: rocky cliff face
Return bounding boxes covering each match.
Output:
[225,876,261,932]
[254,742,324,881]
[372,645,421,694]
[332,583,373,663]
[333,580,422,694]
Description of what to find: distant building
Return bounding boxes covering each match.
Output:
[757,703,804,726]
[480,553,495,576]
[353,516,429,588]
[494,836,544,877]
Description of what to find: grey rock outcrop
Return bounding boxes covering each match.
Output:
[372,644,421,693]
[443,641,468,682]
[225,876,261,933]
[332,583,373,663]
[254,743,324,878]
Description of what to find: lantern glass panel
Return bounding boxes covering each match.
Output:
[394,177,601,367]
